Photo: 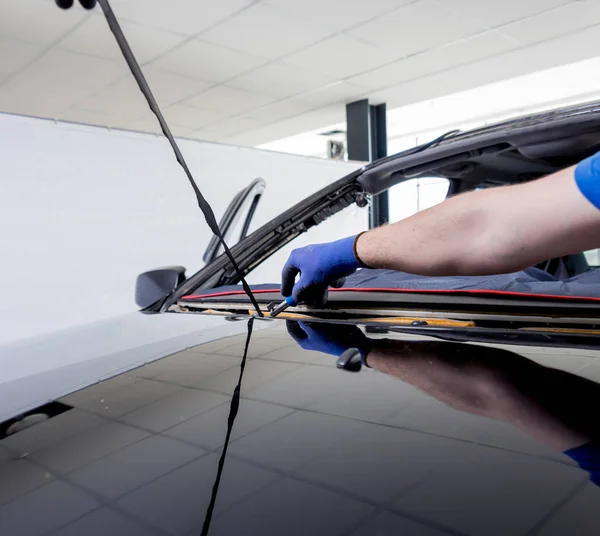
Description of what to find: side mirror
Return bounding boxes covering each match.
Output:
[135,266,186,309]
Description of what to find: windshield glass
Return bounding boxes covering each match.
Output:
[246,177,449,285]
[389,177,449,223]
[186,171,600,308]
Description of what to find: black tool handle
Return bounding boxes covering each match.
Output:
[55,0,97,9]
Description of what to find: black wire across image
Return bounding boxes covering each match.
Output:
[96,0,263,317]
[200,317,254,536]
[89,2,263,533]
[52,1,264,534]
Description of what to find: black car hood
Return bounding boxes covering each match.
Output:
[1,317,599,536]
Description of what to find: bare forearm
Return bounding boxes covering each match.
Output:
[357,190,497,276]
[356,166,600,276]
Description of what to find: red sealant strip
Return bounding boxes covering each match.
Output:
[182,287,600,303]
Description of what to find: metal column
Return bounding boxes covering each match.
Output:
[346,99,389,228]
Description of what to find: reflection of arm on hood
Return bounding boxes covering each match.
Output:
[368,340,600,448]
[286,319,600,487]
[366,338,600,486]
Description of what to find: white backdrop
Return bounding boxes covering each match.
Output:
[0,113,366,346]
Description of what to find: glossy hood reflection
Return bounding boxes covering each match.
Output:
[287,320,600,487]
[2,318,600,535]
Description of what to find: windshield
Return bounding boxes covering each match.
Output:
[245,176,450,284]
[183,169,599,310]
[169,104,600,314]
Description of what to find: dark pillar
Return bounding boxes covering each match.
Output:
[346,100,389,228]
[346,100,371,162]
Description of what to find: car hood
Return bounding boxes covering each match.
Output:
[1,316,599,535]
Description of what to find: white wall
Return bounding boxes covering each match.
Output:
[0,113,365,346]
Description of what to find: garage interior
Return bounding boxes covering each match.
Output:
[4,0,600,147]
[2,0,600,408]
[2,2,600,535]
[0,1,599,374]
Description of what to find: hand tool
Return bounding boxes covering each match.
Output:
[267,296,296,318]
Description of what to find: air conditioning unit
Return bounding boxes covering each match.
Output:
[327,140,345,160]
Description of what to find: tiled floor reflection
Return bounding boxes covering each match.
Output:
[0,325,596,536]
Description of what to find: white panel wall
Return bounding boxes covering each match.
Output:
[0,113,365,346]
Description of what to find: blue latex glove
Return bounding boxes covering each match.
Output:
[281,235,362,306]
[286,320,370,358]
[565,442,600,487]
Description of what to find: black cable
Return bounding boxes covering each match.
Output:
[93,0,263,316]
[200,317,254,536]
[414,129,461,154]
[52,5,258,535]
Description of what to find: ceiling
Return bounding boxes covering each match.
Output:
[2,0,600,147]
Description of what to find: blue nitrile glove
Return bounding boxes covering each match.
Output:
[564,442,600,487]
[286,320,370,358]
[281,235,363,307]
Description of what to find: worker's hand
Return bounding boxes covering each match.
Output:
[286,320,370,357]
[281,235,362,307]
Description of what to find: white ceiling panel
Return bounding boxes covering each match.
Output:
[440,0,571,28]
[185,85,276,116]
[0,79,95,117]
[0,0,88,45]
[141,66,212,106]
[75,78,150,119]
[369,24,600,110]
[348,31,518,90]
[189,129,230,143]
[57,107,198,138]
[110,115,200,138]
[17,49,127,90]
[295,81,369,107]
[244,99,317,124]
[171,126,197,138]
[264,0,417,33]
[0,36,44,77]
[112,116,160,132]
[348,0,487,56]
[198,115,263,137]
[163,104,224,129]
[368,71,469,108]
[283,34,396,79]
[200,3,333,60]
[107,0,255,37]
[59,16,186,64]
[224,104,345,146]
[150,39,266,83]
[58,107,113,126]
[446,24,600,92]
[228,63,334,99]
[500,2,600,46]
[1,0,599,150]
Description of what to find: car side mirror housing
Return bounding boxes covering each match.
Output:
[135,266,186,309]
